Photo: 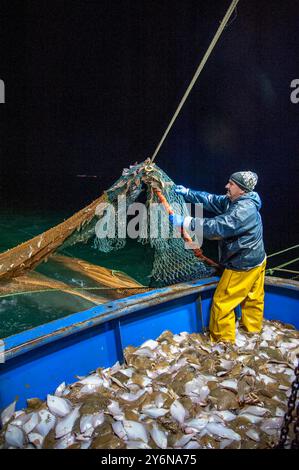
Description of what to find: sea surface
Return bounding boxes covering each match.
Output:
[0,209,154,338]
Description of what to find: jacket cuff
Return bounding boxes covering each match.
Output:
[183,216,193,230]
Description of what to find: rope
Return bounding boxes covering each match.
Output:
[150,0,240,163]
[0,286,149,300]
[266,244,299,278]
[273,268,299,275]
[267,244,299,259]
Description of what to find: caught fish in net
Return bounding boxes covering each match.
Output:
[93,160,216,286]
[0,160,216,304]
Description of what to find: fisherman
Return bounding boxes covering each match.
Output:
[170,171,266,344]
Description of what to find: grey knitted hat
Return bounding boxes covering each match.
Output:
[230,171,258,192]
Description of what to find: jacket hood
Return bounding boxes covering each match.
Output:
[235,191,262,209]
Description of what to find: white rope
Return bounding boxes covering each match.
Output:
[150,0,240,163]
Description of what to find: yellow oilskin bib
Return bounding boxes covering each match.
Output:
[209,258,267,343]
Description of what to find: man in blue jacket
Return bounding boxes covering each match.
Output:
[170,171,266,343]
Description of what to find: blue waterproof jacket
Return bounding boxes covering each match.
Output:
[185,190,266,271]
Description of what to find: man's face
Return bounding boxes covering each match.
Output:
[225,180,245,201]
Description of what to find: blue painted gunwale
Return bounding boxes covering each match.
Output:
[3,277,220,360]
[0,275,298,411]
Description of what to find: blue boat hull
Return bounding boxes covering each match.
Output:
[1,276,298,411]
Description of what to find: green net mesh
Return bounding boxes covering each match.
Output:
[0,160,215,290]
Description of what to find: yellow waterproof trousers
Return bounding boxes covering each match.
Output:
[209,259,266,343]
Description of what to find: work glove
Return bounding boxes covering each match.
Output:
[169,213,185,227]
[174,185,189,196]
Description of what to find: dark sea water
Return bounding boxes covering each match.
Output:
[0,208,155,338]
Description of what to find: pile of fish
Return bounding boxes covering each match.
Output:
[1,319,298,449]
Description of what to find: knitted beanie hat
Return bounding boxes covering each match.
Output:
[230,171,258,192]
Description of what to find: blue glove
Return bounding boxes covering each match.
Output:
[169,213,185,227]
[174,185,188,196]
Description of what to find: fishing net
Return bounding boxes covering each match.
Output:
[0,160,216,304]
[94,160,216,286]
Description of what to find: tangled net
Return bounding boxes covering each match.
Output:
[0,160,215,303]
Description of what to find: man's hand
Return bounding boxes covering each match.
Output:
[169,213,185,227]
[174,185,188,196]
